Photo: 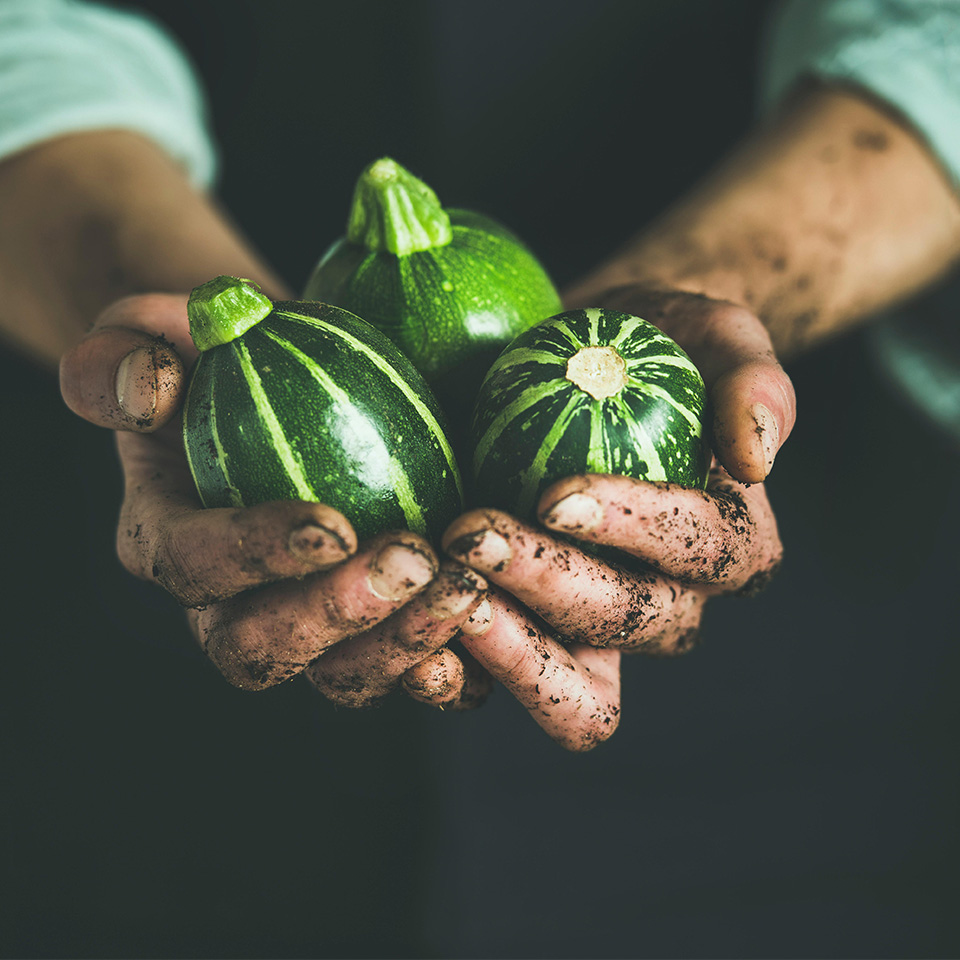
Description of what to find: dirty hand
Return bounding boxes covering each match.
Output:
[60,293,486,703]
[438,289,794,751]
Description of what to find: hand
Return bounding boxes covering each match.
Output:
[60,293,486,702]
[438,289,793,751]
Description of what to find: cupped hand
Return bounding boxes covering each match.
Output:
[579,286,797,483]
[435,288,793,751]
[59,293,486,701]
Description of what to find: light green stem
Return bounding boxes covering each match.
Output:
[346,157,452,256]
[187,276,273,352]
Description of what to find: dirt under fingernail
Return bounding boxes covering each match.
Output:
[423,568,486,619]
[752,403,779,475]
[461,598,494,636]
[445,529,512,574]
[369,542,437,601]
[542,492,603,532]
[289,523,349,563]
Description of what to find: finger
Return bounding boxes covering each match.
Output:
[443,509,704,651]
[460,590,621,751]
[305,562,486,707]
[538,470,783,593]
[402,645,498,709]
[59,293,193,432]
[195,531,438,690]
[439,646,495,710]
[711,358,796,483]
[401,647,467,706]
[127,497,359,607]
[667,302,795,483]
[115,431,359,606]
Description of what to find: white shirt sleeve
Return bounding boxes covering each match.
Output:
[761,0,960,188]
[0,0,217,188]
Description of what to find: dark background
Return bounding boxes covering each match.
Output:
[3,1,959,957]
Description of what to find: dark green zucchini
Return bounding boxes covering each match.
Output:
[471,308,709,521]
[182,276,463,544]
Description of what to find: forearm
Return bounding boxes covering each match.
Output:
[568,86,960,358]
[0,130,287,368]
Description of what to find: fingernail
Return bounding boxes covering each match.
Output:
[368,543,437,601]
[541,492,603,533]
[423,568,487,619]
[288,523,350,565]
[461,598,493,636]
[116,347,157,422]
[752,404,780,476]
[445,529,512,574]
[402,650,464,703]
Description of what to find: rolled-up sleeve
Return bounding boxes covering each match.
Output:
[0,0,216,188]
[761,0,960,188]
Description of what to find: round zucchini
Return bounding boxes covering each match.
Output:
[471,308,710,521]
[182,276,463,544]
[303,158,562,414]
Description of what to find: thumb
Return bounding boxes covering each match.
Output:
[59,293,193,432]
[711,358,796,483]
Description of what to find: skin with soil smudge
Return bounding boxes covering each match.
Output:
[306,562,486,707]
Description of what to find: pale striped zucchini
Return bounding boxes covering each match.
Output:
[182,277,463,544]
[471,308,709,519]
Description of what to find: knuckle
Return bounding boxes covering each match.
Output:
[115,506,157,582]
[152,532,211,606]
[591,576,677,648]
[115,526,146,580]
[101,292,161,318]
[214,648,308,691]
[223,510,274,575]
[700,301,766,347]
[630,590,704,655]
[710,300,756,327]
[203,611,315,690]
[320,589,384,638]
[501,646,544,687]
[734,556,783,598]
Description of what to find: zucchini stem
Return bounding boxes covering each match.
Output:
[187,275,273,352]
[565,346,628,400]
[346,157,452,256]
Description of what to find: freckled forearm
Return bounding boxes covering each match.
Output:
[568,86,960,358]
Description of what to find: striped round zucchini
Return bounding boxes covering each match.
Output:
[471,308,709,520]
[182,277,463,544]
[303,158,562,415]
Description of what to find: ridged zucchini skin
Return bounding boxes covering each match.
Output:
[304,209,562,400]
[182,299,463,545]
[471,308,709,520]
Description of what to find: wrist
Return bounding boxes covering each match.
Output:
[0,131,285,366]
[569,86,960,359]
